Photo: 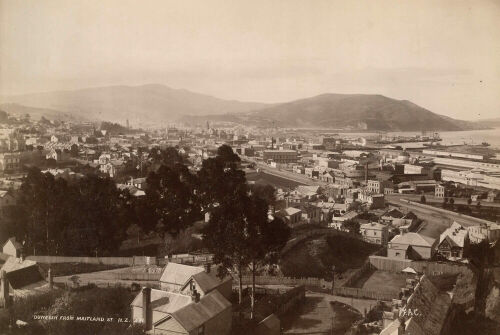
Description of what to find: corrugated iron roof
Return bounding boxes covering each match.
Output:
[131,289,191,314]
[159,263,204,286]
[169,290,231,332]
[187,271,220,293]
[390,233,435,247]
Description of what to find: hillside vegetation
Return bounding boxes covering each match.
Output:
[280,235,380,279]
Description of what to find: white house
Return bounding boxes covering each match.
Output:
[2,237,22,258]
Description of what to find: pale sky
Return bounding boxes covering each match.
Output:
[1,0,500,120]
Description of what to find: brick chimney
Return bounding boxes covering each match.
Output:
[142,287,152,330]
[191,288,200,303]
[204,263,211,274]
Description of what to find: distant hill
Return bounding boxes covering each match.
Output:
[0,103,86,122]
[0,84,269,125]
[181,93,485,131]
[1,86,485,131]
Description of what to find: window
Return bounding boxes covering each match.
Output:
[198,325,205,335]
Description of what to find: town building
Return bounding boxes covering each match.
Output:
[367,180,393,194]
[468,222,500,243]
[297,203,322,224]
[0,152,20,173]
[360,222,389,245]
[435,184,445,198]
[263,150,298,164]
[441,169,500,190]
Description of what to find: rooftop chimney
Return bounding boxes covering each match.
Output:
[191,288,200,303]
[205,263,211,274]
[142,287,152,330]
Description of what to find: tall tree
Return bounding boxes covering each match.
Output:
[197,146,246,214]
[146,164,200,239]
[203,195,252,304]
[245,194,290,319]
[11,168,68,255]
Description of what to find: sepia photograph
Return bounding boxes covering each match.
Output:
[0,0,500,334]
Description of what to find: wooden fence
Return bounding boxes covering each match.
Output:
[241,275,332,290]
[56,280,160,290]
[333,286,398,301]
[26,255,156,266]
[26,253,214,267]
[343,261,373,287]
[368,256,473,276]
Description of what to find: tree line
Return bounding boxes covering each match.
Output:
[5,144,291,319]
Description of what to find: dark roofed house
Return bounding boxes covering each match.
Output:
[0,257,49,298]
[153,290,232,335]
[380,208,404,225]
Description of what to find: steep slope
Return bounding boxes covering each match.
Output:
[0,84,269,124]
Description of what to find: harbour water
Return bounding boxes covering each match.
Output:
[343,128,500,149]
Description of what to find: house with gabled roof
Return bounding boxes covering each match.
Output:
[437,222,469,260]
[275,207,302,227]
[179,269,232,301]
[388,232,437,260]
[0,257,49,298]
[132,262,232,334]
[152,290,231,335]
[159,263,205,292]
